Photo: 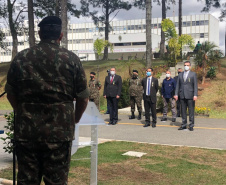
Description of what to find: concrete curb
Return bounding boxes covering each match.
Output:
[0,178,15,185]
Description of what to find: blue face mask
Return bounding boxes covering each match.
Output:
[146,72,151,77]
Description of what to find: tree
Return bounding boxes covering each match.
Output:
[80,0,132,60]
[146,0,152,67]
[33,0,80,18]
[162,19,194,67]
[6,0,27,60]
[178,0,182,36]
[194,41,222,84]
[93,38,113,60]
[60,0,67,49]
[154,0,176,57]
[28,0,35,47]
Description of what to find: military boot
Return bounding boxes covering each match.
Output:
[129,112,135,119]
[137,111,142,120]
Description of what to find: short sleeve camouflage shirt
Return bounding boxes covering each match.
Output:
[5,40,89,142]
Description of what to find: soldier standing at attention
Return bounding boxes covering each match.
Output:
[89,72,101,110]
[129,69,143,120]
[5,16,89,184]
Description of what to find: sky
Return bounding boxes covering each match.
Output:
[71,0,225,53]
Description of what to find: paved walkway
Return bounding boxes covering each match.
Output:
[0,110,226,173]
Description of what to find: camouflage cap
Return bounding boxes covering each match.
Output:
[38,16,62,27]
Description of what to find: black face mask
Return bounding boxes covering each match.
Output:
[132,74,138,79]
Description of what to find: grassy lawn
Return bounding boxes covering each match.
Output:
[1,141,226,184]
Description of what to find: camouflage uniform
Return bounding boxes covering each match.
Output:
[89,79,101,109]
[5,39,89,184]
[129,77,143,112]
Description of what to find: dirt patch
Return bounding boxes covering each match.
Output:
[98,160,167,184]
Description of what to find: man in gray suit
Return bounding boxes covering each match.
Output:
[174,61,198,131]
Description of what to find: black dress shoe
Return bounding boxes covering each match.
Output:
[112,121,118,125]
[152,123,156,128]
[108,122,113,125]
[143,123,150,127]
[172,118,176,122]
[161,118,167,122]
[178,127,186,130]
[129,115,135,119]
[188,127,194,131]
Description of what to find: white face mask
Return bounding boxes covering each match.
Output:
[110,71,115,75]
[166,74,170,78]
[184,66,190,71]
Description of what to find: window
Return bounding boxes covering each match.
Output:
[130,25,134,30]
[174,22,178,27]
[132,42,146,45]
[143,24,146,29]
[183,22,187,27]
[205,20,209,25]
[192,21,196,26]
[135,25,139,30]
[196,21,200,26]
[114,42,131,46]
[127,25,131,30]
[200,33,204,38]
[187,21,191,26]
[204,33,208,38]
[200,21,205,25]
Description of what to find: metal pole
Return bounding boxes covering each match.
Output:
[90,105,98,185]
[13,110,16,185]
[90,125,98,185]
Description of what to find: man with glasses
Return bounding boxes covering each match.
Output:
[174,61,198,131]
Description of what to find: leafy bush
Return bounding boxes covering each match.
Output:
[0,112,14,154]
[118,79,130,109]
[207,66,217,79]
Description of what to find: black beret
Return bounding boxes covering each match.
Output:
[133,70,138,73]
[90,72,96,75]
[38,16,62,27]
[107,70,110,73]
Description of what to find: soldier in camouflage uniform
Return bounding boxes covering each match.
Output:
[129,70,143,120]
[5,16,89,185]
[89,72,101,109]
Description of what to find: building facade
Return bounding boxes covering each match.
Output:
[0,14,219,62]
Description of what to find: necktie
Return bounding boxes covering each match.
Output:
[110,76,114,83]
[147,78,150,95]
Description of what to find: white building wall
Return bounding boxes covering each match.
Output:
[209,14,219,47]
[0,14,220,62]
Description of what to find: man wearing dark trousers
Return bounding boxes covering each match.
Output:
[103,67,122,125]
[142,68,159,128]
[174,68,183,117]
[174,61,198,131]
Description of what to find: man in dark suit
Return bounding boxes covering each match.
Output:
[173,68,183,117]
[174,61,198,131]
[103,67,122,125]
[142,68,159,128]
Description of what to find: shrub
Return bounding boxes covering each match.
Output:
[0,112,14,154]
[118,79,130,109]
[206,66,217,79]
